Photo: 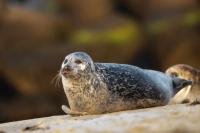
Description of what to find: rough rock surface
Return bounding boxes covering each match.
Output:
[0,104,200,133]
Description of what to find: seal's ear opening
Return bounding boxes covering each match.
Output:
[172,77,192,94]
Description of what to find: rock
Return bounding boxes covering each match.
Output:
[0,0,6,23]
[120,0,198,20]
[153,25,200,70]
[0,104,200,133]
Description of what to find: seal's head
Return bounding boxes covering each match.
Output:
[60,52,95,80]
[166,64,196,103]
[165,64,197,81]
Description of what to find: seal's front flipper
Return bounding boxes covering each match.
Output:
[61,105,71,114]
[61,105,88,116]
[172,77,192,94]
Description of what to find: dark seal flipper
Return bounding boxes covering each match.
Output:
[172,77,192,95]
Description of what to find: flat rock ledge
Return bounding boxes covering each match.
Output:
[1,104,200,133]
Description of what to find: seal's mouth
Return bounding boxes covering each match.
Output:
[60,65,73,77]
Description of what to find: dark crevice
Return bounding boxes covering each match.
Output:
[112,0,142,20]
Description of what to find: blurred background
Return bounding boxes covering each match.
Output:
[0,0,199,123]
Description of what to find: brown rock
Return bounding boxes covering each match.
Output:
[0,104,200,133]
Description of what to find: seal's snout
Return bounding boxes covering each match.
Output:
[61,65,72,75]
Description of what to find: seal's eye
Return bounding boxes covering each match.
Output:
[75,59,82,64]
[64,59,68,64]
[171,72,179,77]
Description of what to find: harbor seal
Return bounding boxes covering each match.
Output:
[166,64,200,104]
[59,52,192,115]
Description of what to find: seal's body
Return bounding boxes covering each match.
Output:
[60,52,192,115]
[166,64,200,104]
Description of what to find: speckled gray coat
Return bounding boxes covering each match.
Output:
[61,52,192,114]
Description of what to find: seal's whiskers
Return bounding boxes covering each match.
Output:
[51,72,62,88]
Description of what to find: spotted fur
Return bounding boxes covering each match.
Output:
[61,52,192,114]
